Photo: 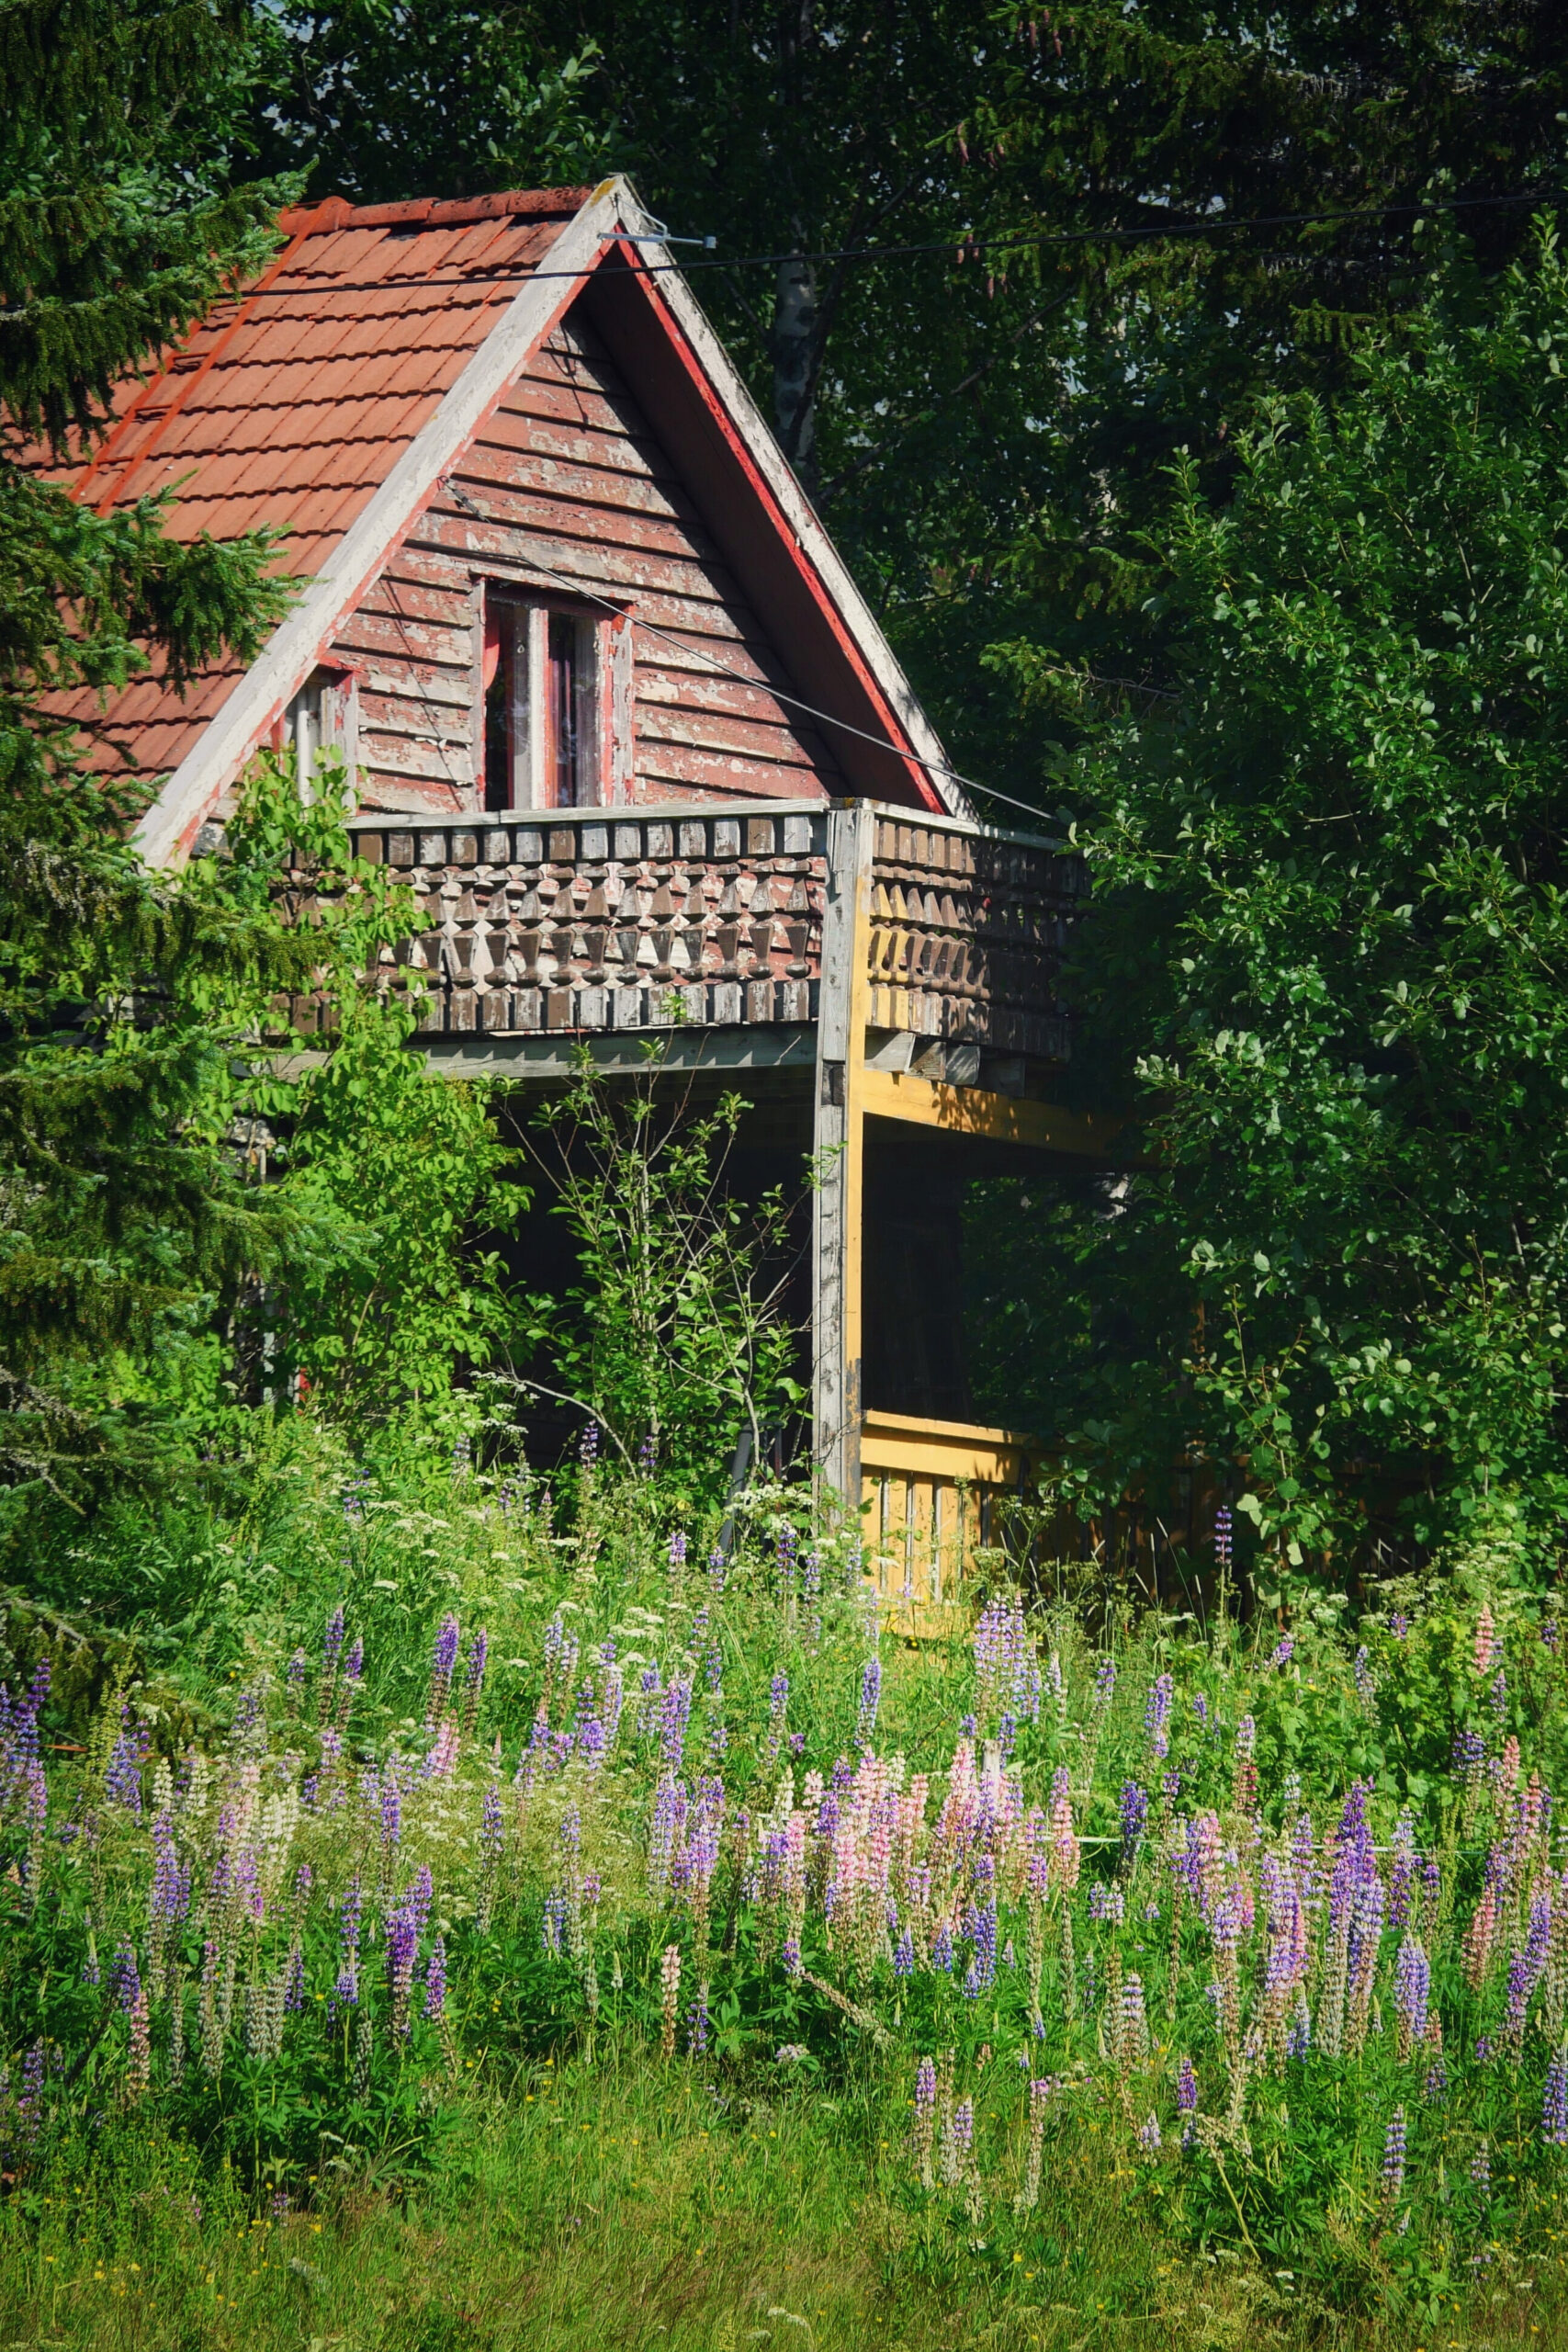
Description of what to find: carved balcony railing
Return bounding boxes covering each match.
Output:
[867,812,1082,1065]
[341,800,828,1039]
[281,798,1084,1057]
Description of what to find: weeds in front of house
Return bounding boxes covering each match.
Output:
[4,1423,1568,2343]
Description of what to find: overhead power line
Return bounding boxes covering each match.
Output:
[442,486,1059,831]
[203,187,1548,299]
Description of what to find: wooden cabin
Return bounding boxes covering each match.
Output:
[56,178,1119,1613]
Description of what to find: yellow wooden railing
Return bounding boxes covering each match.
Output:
[860,1409,1039,1632]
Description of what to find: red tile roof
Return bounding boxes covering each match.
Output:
[44,188,592,794]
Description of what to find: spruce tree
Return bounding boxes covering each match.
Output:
[0,2,315,1517]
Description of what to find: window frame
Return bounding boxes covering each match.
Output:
[282,665,358,804]
[478,583,632,812]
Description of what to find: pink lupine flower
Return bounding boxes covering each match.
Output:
[1048,1768,1079,1894]
[1463,1886,1497,1992]
[1475,1604,1496,1676]
[660,1944,682,2059]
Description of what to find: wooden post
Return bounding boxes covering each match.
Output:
[812,800,874,1507]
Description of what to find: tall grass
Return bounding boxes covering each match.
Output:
[3,1418,1567,2345]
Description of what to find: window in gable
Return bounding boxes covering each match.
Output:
[284,666,356,803]
[482,593,602,810]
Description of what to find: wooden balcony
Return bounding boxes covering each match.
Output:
[288,795,1111,1608]
[329,799,1082,1069]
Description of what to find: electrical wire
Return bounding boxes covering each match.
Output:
[194,186,1549,298]
[446,490,1061,831]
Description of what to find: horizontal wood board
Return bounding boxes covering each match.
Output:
[334,311,846,818]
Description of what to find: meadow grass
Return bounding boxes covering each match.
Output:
[6,2050,1564,2351]
[4,1419,1568,2347]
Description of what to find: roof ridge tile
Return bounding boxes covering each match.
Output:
[277,187,592,236]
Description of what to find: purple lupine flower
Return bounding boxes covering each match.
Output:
[1353,1646,1376,1706]
[344,1636,365,1685]
[285,1946,306,2012]
[1382,2108,1406,2199]
[1093,1657,1116,1711]
[1390,1612,1410,1640]
[660,1678,693,1772]
[765,1671,789,1758]
[1542,1618,1562,1655]
[541,1891,568,1954]
[893,1928,915,1977]
[952,2098,974,2157]
[1213,1505,1232,1571]
[775,1521,797,1601]
[111,1943,141,2012]
[1175,2051,1203,2126]
[1545,2051,1568,2146]
[1388,1813,1416,1930]
[707,1544,727,1596]
[1145,1674,1174,1762]
[1119,1781,1149,1860]
[324,1607,345,1673]
[465,1627,488,1699]
[286,1648,308,1699]
[428,1612,461,1722]
[335,1879,363,2007]
[648,1775,687,1898]
[1490,1667,1508,1719]
[963,1894,998,1997]
[857,1655,882,1751]
[105,1713,147,1816]
[931,1923,953,1972]
[668,1531,687,1572]
[579,1419,599,1466]
[1269,1635,1295,1668]
[915,2055,936,2116]
[803,1549,822,1641]
[1452,1727,1485,1782]
[1394,1936,1430,2045]
[482,1783,503,1860]
[1191,1692,1209,1731]
[150,1816,190,1924]
[380,1772,401,1849]
[423,1936,447,2021]
[1471,2139,1491,2194]
[385,1906,419,2022]
[1137,2115,1162,2154]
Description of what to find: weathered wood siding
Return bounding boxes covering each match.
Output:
[329,310,844,817]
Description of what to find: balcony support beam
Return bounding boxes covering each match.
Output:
[812,801,875,1509]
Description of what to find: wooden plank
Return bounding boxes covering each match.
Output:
[859,1068,1122,1156]
[459,440,688,524]
[860,1425,1036,1486]
[634,700,824,766]
[485,401,677,478]
[634,741,829,796]
[812,803,874,1504]
[434,478,712,566]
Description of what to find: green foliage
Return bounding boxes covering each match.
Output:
[517,1053,805,1504]
[252,3,615,210]
[284,999,528,1430]
[5,1434,1568,2334]
[1014,225,1568,1565]
[249,3,1568,806]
